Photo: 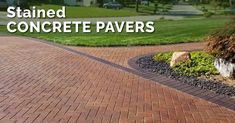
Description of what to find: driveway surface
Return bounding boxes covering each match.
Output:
[1,36,235,123]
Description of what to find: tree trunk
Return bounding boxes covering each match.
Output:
[229,0,233,7]
[136,0,139,12]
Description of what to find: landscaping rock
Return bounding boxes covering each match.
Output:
[215,58,235,79]
[170,52,190,67]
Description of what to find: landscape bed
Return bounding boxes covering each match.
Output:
[135,51,235,97]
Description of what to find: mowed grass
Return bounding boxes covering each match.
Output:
[35,4,138,18]
[0,17,231,47]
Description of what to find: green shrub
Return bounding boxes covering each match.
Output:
[173,51,219,77]
[201,6,208,12]
[162,8,169,12]
[153,51,219,77]
[153,52,173,63]
[204,12,214,18]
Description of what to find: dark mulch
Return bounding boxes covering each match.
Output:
[136,55,235,97]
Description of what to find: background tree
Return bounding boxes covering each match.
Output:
[229,0,233,7]
[211,0,220,13]
[97,0,104,7]
[136,0,139,12]
[16,0,29,9]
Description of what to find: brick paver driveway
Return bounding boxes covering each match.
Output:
[1,36,235,123]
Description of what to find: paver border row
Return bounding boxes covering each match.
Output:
[22,36,235,112]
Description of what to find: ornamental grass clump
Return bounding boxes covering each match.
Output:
[206,18,235,63]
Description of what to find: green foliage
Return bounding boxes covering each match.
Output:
[201,6,208,12]
[153,52,173,63]
[29,0,64,5]
[156,0,175,5]
[154,3,158,13]
[204,12,214,18]
[173,51,219,77]
[153,51,219,77]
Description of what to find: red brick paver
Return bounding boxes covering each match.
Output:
[0,36,235,123]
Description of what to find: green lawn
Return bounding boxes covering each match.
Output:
[35,4,139,18]
[0,17,231,47]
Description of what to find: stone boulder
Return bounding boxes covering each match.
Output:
[170,52,191,67]
[214,58,235,79]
